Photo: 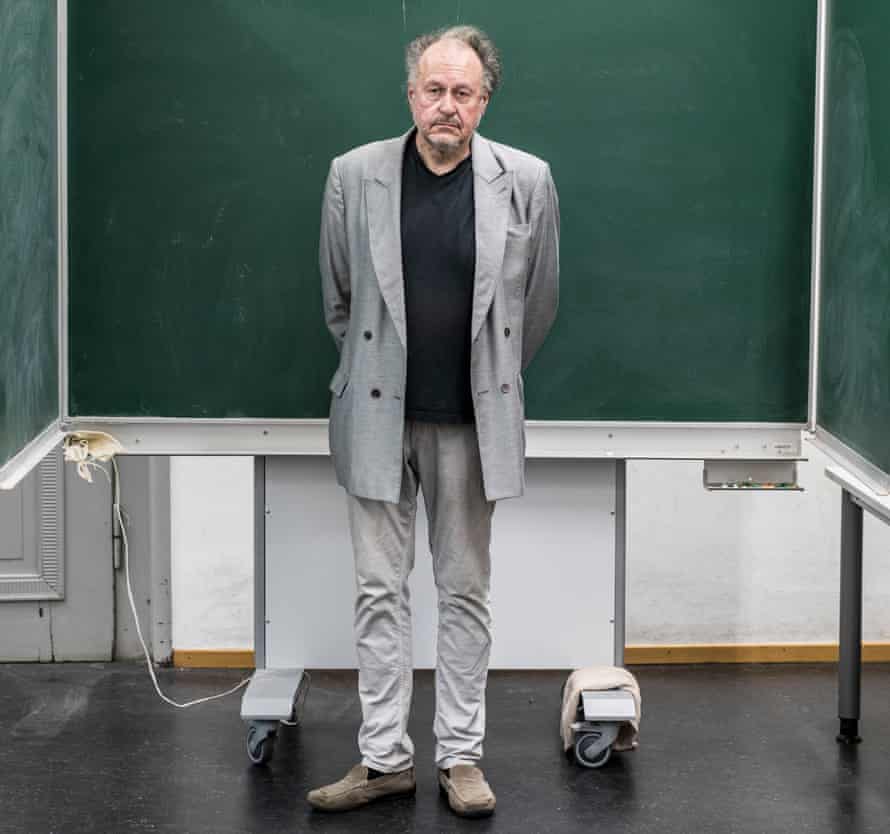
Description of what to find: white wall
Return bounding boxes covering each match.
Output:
[262,457,618,669]
[170,456,254,650]
[627,440,890,644]
[171,437,890,652]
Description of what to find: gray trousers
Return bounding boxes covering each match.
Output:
[346,420,495,772]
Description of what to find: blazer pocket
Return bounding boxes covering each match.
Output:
[504,224,531,297]
[505,224,531,263]
[329,365,350,397]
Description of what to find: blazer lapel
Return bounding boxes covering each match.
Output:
[471,134,510,343]
[366,131,413,349]
[366,131,509,349]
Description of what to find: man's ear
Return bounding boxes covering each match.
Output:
[478,95,489,123]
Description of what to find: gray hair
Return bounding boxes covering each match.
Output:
[405,25,502,97]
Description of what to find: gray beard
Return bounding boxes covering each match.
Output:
[422,129,464,160]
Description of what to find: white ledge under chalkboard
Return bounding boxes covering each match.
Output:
[57,418,804,462]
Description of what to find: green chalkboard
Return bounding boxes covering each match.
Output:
[69,1,815,422]
[819,0,890,477]
[0,0,58,469]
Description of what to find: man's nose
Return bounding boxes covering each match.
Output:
[438,92,457,114]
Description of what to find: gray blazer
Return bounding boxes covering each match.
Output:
[320,130,559,503]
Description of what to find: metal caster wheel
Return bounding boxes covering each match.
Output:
[574,732,612,768]
[247,721,278,765]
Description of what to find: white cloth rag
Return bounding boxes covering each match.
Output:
[63,432,124,482]
[560,665,641,752]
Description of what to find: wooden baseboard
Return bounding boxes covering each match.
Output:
[172,649,255,669]
[172,643,890,669]
[624,642,890,664]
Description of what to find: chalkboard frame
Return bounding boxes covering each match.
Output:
[15,0,884,486]
[58,0,814,468]
[57,0,814,465]
[0,0,67,490]
[813,424,890,494]
[808,0,890,495]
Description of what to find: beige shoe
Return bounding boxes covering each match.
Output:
[438,764,496,817]
[307,764,416,812]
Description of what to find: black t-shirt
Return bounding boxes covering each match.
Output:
[400,136,476,423]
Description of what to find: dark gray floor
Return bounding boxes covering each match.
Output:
[1,663,889,834]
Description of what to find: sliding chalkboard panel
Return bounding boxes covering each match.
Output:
[819,0,890,477]
[69,1,815,421]
[0,0,58,468]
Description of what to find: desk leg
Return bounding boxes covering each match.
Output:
[254,455,266,670]
[837,488,863,744]
[240,455,309,765]
[614,460,627,668]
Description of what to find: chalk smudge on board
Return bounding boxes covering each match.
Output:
[0,0,58,467]
[822,28,890,463]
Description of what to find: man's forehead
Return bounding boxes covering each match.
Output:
[417,38,483,82]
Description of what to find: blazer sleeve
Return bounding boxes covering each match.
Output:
[319,157,351,352]
[522,163,560,371]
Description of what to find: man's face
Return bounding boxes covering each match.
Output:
[407,38,488,158]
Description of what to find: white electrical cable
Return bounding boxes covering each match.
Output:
[107,456,253,708]
[64,432,311,713]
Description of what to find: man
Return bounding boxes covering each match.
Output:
[310,24,559,817]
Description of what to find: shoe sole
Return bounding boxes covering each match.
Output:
[438,780,496,818]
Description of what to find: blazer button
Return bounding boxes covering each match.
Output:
[500,383,511,394]
[504,327,511,338]
[371,388,381,399]
[363,330,373,340]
